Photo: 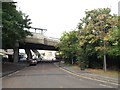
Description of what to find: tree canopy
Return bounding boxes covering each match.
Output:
[58,31,79,64]
[57,8,119,71]
[2,2,32,48]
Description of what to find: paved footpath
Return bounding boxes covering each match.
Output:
[1,61,29,77]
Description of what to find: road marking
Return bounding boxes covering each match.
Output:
[60,67,119,85]
[99,84,113,88]
[2,65,28,79]
[54,63,119,86]
[14,71,20,74]
[78,73,118,82]
[2,70,20,79]
[7,74,13,77]
[86,73,118,80]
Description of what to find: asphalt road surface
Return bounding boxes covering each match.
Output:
[2,61,118,88]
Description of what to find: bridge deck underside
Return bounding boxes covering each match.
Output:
[19,43,58,51]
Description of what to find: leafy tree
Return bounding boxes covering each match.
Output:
[77,8,119,72]
[2,2,32,49]
[58,8,119,71]
[57,31,79,64]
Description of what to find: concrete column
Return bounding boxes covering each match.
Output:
[32,49,40,58]
[25,49,32,60]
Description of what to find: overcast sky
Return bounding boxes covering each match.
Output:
[14,0,119,39]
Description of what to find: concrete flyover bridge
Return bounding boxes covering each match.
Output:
[14,32,60,62]
[20,32,60,50]
[3,29,60,62]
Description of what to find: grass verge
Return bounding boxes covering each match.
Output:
[68,65,119,77]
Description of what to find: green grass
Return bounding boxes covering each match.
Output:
[107,72,119,75]
[67,64,73,66]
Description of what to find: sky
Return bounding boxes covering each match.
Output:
[14,0,119,39]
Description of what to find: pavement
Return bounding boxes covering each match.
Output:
[55,62,119,85]
[1,61,29,77]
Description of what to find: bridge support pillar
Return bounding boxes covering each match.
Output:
[25,49,32,60]
[32,49,40,58]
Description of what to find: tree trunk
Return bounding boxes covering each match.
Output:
[72,58,73,64]
[8,55,13,62]
[13,47,19,63]
[13,41,19,63]
[103,54,107,72]
[103,40,107,72]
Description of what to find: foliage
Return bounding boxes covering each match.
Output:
[57,31,79,64]
[77,8,119,70]
[58,8,119,70]
[78,8,118,56]
[2,2,32,48]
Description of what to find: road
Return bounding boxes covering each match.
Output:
[2,61,118,88]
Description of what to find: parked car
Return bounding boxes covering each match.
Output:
[29,59,37,66]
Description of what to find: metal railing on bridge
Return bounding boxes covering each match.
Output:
[28,27,47,34]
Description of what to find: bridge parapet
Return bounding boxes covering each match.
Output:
[44,37,60,46]
[25,33,60,46]
[25,33,45,44]
[27,33,45,39]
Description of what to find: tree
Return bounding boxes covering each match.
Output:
[57,31,79,64]
[77,8,118,72]
[58,8,119,71]
[2,2,32,49]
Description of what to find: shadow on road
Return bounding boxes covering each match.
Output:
[38,60,59,63]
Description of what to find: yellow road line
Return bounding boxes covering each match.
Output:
[14,71,19,74]
[2,71,19,79]
[7,74,13,77]
[60,67,119,85]
[54,63,119,86]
